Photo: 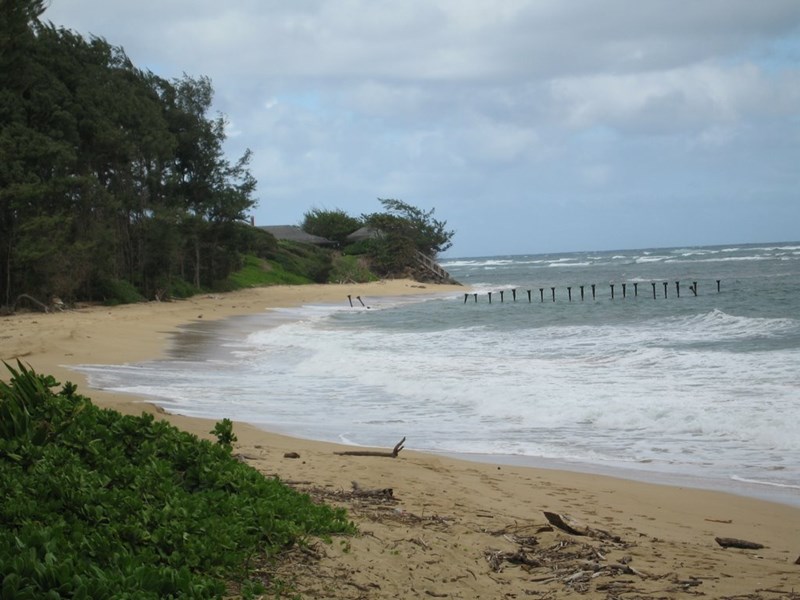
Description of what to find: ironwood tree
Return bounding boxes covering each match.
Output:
[0,2,259,307]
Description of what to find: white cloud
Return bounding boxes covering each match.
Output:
[550,63,800,136]
[43,0,800,254]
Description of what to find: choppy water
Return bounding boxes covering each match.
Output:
[77,242,800,505]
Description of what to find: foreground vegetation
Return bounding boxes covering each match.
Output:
[0,363,355,598]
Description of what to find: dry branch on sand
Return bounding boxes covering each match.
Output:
[714,537,765,550]
[334,437,406,458]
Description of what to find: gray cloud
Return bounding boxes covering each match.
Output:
[45,0,800,255]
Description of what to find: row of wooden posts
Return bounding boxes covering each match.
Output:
[463,280,722,303]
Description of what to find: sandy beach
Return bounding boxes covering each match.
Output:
[2,280,798,599]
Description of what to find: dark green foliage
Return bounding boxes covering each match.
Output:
[0,9,258,308]
[0,363,355,598]
[95,278,146,306]
[301,208,363,248]
[268,241,333,284]
[329,255,378,284]
[362,198,455,276]
[211,418,237,451]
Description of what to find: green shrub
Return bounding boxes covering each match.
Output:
[0,362,355,598]
[211,418,237,451]
[95,278,146,306]
[166,278,200,299]
[329,255,378,283]
[300,208,363,247]
[270,241,333,283]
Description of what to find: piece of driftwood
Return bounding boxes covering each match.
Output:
[350,481,394,499]
[334,436,405,458]
[13,294,50,313]
[543,511,589,536]
[714,536,764,550]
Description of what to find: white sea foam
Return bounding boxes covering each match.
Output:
[75,242,800,505]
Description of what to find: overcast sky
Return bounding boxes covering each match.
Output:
[45,1,800,257]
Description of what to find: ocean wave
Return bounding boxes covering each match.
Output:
[665,255,772,264]
[635,255,669,263]
[547,261,591,267]
[655,309,798,343]
[730,475,800,490]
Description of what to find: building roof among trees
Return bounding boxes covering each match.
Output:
[345,226,382,242]
[259,225,335,245]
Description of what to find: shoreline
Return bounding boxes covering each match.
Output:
[4,280,800,598]
[74,293,800,510]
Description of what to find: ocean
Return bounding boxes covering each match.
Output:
[77,242,800,506]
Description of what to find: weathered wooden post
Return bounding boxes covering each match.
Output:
[651,282,656,299]
[634,282,639,296]
[675,281,680,298]
[610,284,615,300]
[488,291,492,304]
[717,279,721,293]
[500,290,504,303]
[512,288,517,302]
[347,295,353,307]
[580,285,585,301]
[622,283,627,298]
[663,282,668,298]
[568,287,572,302]
[591,284,596,300]
[357,295,365,306]
[692,281,698,296]
[527,289,532,303]
[540,288,544,303]
[551,287,556,302]
[473,293,478,303]
[464,293,468,304]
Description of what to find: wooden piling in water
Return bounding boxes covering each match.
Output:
[591,284,596,300]
[652,282,656,299]
[527,289,532,303]
[464,293,468,304]
[634,282,639,297]
[512,288,517,302]
[568,287,572,302]
[692,281,698,296]
[622,283,627,298]
[675,281,680,298]
[551,287,556,302]
[347,295,353,307]
[663,282,668,298]
[717,279,721,293]
[540,288,544,303]
[488,291,492,304]
[357,296,365,306]
[580,285,585,301]
[500,290,504,303]
[610,284,615,300]
[473,293,478,303]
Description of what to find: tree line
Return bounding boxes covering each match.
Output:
[1,1,263,308]
[1,2,456,309]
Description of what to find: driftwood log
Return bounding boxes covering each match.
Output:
[543,511,590,536]
[714,537,764,550]
[13,294,50,313]
[334,437,406,458]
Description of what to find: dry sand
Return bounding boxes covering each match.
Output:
[2,280,798,599]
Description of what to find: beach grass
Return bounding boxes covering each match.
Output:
[0,362,355,599]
